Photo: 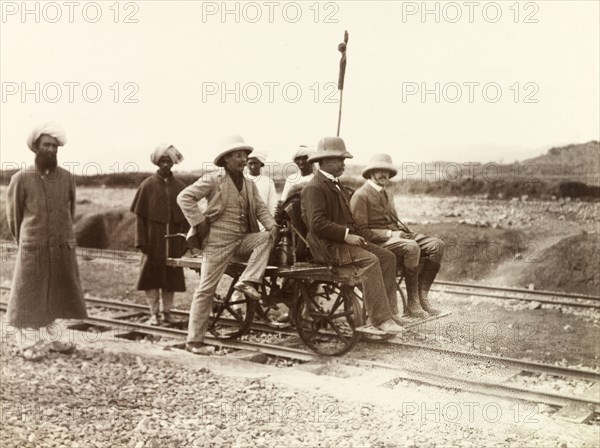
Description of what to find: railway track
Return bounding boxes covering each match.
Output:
[2,296,598,417]
[86,296,600,379]
[1,241,599,309]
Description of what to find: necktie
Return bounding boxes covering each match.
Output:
[380,189,388,203]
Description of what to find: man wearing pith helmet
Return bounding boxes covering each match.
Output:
[301,137,405,335]
[177,135,278,355]
[350,153,446,317]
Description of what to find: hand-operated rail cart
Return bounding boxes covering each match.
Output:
[165,194,403,356]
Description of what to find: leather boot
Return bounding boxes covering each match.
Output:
[403,268,428,318]
[419,260,442,315]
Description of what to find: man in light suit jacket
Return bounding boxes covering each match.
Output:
[350,154,445,318]
[177,135,278,354]
[301,137,405,334]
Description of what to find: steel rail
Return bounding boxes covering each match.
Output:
[82,314,317,361]
[1,301,596,410]
[82,295,293,334]
[83,297,600,383]
[431,286,600,309]
[3,292,597,383]
[2,238,599,300]
[87,313,599,409]
[354,358,600,410]
[2,241,598,305]
[436,280,600,302]
[383,340,600,382]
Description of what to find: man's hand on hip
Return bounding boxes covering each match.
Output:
[195,219,211,241]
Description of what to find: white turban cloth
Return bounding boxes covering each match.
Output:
[248,150,267,165]
[150,143,184,166]
[293,145,313,160]
[26,122,67,152]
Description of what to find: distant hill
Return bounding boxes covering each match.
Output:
[1,141,598,199]
[521,141,599,185]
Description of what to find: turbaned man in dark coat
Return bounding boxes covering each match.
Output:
[301,137,405,335]
[5,123,87,360]
[350,153,445,317]
[131,144,189,325]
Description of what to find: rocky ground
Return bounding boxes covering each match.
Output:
[1,325,598,448]
[1,189,599,447]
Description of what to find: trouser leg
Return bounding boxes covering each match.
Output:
[348,244,394,326]
[187,247,236,343]
[237,232,273,284]
[160,290,174,313]
[144,289,160,315]
[412,234,445,265]
[364,242,398,315]
[383,237,421,270]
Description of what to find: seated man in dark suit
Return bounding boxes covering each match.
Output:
[301,137,405,334]
[350,154,445,317]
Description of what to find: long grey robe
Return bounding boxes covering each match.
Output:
[6,166,87,328]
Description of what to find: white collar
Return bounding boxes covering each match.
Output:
[319,169,338,182]
[367,179,383,192]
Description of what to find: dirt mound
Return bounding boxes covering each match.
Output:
[74,209,136,250]
[513,232,600,296]
[412,223,530,282]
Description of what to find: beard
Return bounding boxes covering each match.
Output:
[35,151,58,172]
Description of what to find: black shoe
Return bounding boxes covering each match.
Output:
[185,342,214,356]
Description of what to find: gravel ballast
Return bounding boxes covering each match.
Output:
[2,323,599,447]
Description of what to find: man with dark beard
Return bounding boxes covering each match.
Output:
[5,123,87,360]
[301,137,405,334]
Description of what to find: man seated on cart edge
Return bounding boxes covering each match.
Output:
[300,136,406,335]
[176,135,278,355]
[350,153,446,318]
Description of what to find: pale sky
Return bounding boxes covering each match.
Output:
[1,0,598,175]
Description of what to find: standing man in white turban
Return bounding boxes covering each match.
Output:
[244,151,278,223]
[5,123,87,360]
[130,144,189,325]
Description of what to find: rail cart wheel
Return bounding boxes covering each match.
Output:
[208,275,255,339]
[350,286,395,343]
[295,281,361,356]
[255,275,300,328]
